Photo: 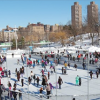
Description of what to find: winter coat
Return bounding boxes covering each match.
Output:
[58,78,63,85]
[46,84,50,91]
[42,77,46,85]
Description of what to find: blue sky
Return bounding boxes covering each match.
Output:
[0,0,100,29]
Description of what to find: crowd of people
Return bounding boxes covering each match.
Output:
[0,50,100,99]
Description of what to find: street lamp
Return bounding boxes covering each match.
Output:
[15,25,18,50]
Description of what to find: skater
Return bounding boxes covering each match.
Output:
[28,77,31,85]
[49,83,53,94]
[58,76,63,89]
[36,76,39,87]
[33,74,36,85]
[30,71,33,78]
[41,69,44,75]
[15,68,17,76]
[74,64,77,71]
[12,53,14,58]
[64,61,67,70]
[64,69,66,74]
[17,71,20,81]
[12,88,17,100]
[17,59,20,65]
[13,81,17,90]
[32,60,35,68]
[68,62,70,68]
[75,75,79,86]
[19,90,22,100]
[89,70,93,79]
[96,70,99,78]
[42,75,46,90]
[39,87,43,98]
[62,67,64,74]
[48,72,50,79]
[79,77,81,86]
[8,70,11,78]
[21,79,24,87]
[46,83,51,99]
[8,81,12,90]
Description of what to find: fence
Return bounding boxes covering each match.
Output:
[1,89,100,100]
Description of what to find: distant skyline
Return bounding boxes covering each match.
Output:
[0,0,100,29]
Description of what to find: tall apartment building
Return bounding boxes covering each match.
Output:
[71,2,82,29]
[87,1,98,26]
[2,25,18,42]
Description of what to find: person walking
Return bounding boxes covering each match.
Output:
[58,76,63,89]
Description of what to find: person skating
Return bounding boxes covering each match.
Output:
[13,81,17,90]
[17,71,20,81]
[48,72,50,79]
[79,77,81,86]
[36,76,39,87]
[58,76,63,89]
[74,64,77,71]
[28,77,31,85]
[96,70,99,78]
[68,62,70,68]
[75,75,79,86]
[62,67,64,74]
[17,59,20,65]
[21,78,24,87]
[89,70,93,79]
[8,81,12,90]
[46,83,51,99]
[42,75,46,90]
[8,70,11,78]
[49,83,53,95]
[64,61,67,70]
[19,90,22,100]
[39,87,43,98]
[15,68,17,76]
[33,74,36,85]
[30,71,33,79]
[12,88,17,100]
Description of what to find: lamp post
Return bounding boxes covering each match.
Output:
[15,25,18,50]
